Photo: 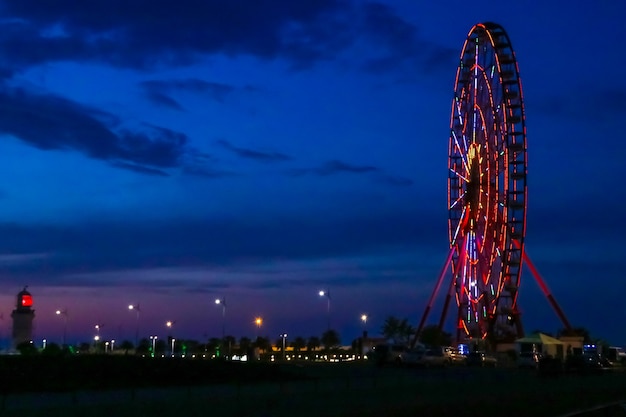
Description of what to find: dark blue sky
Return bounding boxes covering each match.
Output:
[0,0,623,347]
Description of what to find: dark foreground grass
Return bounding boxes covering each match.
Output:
[1,362,625,417]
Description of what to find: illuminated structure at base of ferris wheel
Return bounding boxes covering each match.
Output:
[413,22,572,347]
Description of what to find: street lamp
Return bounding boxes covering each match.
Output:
[166,321,175,356]
[150,335,157,357]
[280,333,287,361]
[215,298,230,358]
[360,314,368,359]
[111,339,115,352]
[95,323,103,343]
[319,290,331,331]
[255,317,262,339]
[214,298,226,339]
[55,309,68,347]
[128,304,140,347]
[94,335,100,353]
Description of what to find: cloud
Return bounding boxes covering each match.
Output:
[0,0,350,70]
[0,1,454,76]
[0,86,193,173]
[359,2,457,75]
[377,175,414,186]
[289,159,378,176]
[140,78,241,109]
[216,139,291,162]
[0,207,438,287]
[110,161,170,176]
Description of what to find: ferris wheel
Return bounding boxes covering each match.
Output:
[446,22,527,342]
[412,22,572,348]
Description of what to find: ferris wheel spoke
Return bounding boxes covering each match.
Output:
[451,206,467,245]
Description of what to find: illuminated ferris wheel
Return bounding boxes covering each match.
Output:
[446,22,527,342]
[413,22,573,348]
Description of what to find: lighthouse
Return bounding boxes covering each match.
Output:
[11,286,35,348]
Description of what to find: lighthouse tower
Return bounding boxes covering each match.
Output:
[11,286,35,348]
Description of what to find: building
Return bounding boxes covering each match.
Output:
[11,286,35,348]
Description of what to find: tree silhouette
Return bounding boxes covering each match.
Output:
[239,336,252,355]
[119,340,133,355]
[307,336,321,352]
[255,336,271,353]
[291,336,306,353]
[321,329,341,351]
[381,316,414,344]
[418,324,452,346]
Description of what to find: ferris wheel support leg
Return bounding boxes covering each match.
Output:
[438,279,455,331]
[519,245,573,331]
[411,246,455,348]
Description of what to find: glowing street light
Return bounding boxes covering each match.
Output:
[255,317,262,338]
[215,298,227,339]
[361,314,368,330]
[150,335,157,357]
[215,297,230,358]
[166,321,176,356]
[56,309,68,347]
[128,304,140,347]
[319,289,331,331]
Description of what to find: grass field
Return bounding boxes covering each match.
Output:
[1,361,625,417]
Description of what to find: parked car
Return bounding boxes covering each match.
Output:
[370,344,410,366]
[517,352,542,369]
[466,351,498,367]
[419,348,451,368]
[564,353,603,374]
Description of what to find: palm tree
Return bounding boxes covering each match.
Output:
[382,316,414,345]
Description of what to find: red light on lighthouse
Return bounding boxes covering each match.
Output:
[21,294,33,307]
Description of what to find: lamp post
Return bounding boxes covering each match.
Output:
[166,320,175,356]
[255,317,262,339]
[319,290,331,331]
[280,333,287,361]
[360,314,368,359]
[214,298,226,339]
[128,304,140,347]
[94,323,103,347]
[150,335,157,357]
[111,339,115,352]
[55,309,68,347]
[215,298,229,358]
